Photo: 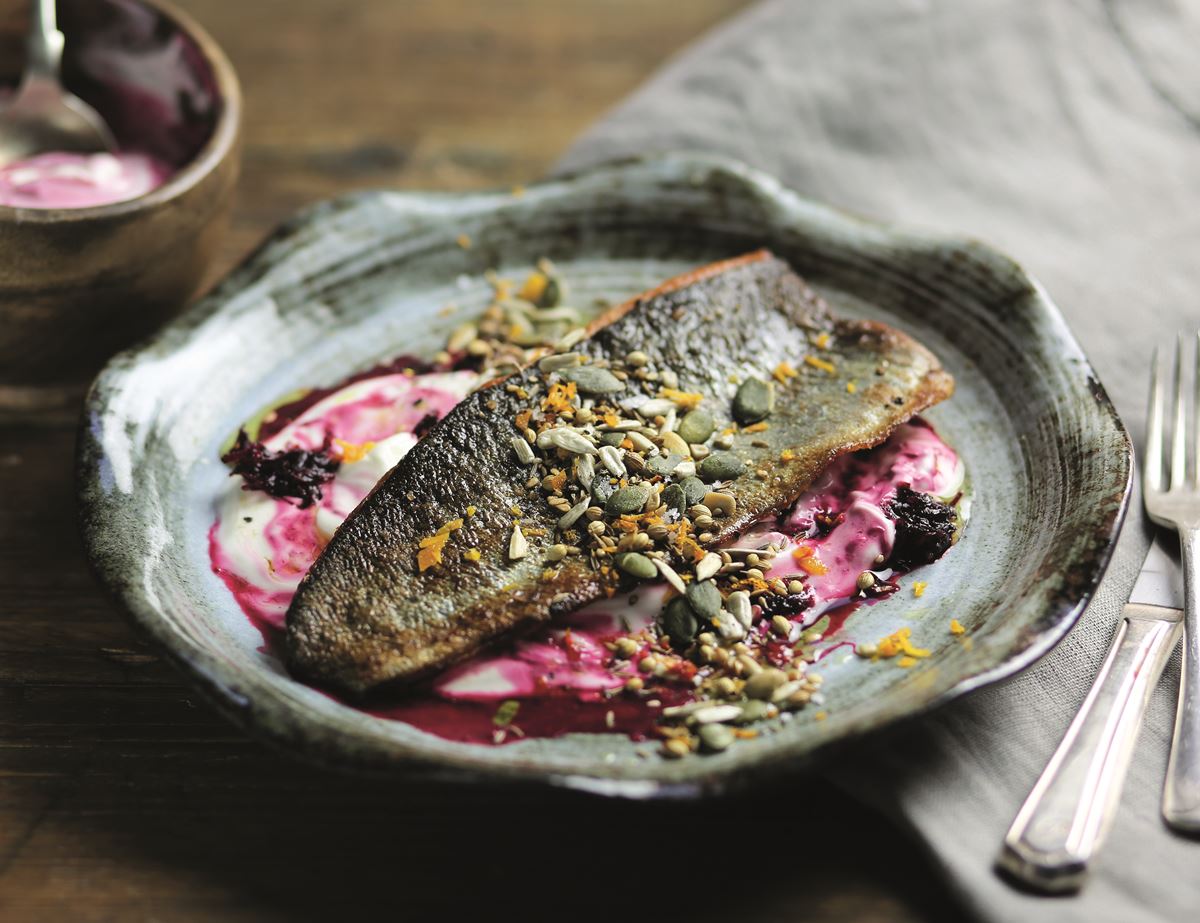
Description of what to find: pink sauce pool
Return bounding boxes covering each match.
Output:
[210,370,965,746]
[0,150,171,208]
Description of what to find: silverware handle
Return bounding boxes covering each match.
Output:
[25,0,65,80]
[999,605,1182,892]
[1165,527,1200,831]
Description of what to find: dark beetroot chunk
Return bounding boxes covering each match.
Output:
[222,431,340,508]
[885,486,957,570]
[757,587,815,618]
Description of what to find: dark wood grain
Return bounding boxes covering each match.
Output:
[0,2,964,920]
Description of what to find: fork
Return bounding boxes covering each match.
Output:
[1145,333,1200,832]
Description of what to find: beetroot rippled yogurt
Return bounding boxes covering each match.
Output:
[0,150,172,209]
[210,363,966,746]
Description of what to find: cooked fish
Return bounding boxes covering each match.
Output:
[286,251,954,697]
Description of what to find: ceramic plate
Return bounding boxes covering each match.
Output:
[79,154,1131,796]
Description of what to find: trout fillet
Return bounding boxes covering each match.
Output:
[286,251,954,697]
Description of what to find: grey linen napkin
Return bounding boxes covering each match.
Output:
[558,1,1200,920]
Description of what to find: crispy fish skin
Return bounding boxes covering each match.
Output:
[286,251,954,697]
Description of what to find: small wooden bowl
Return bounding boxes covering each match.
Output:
[0,0,241,410]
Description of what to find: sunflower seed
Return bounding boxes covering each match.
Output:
[637,398,676,418]
[690,705,743,725]
[537,351,582,373]
[508,524,529,560]
[597,444,626,476]
[712,609,746,641]
[625,431,657,454]
[695,552,723,582]
[575,453,596,488]
[536,427,597,455]
[558,497,590,530]
[673,460,697,479]
[726,591,753,630]
[652,557,688,595]
[447,322,478,352]
[511,436,536,465]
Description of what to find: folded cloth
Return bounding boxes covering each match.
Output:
[558,1,1200,920]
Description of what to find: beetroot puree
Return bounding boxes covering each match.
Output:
[210,370,964,745]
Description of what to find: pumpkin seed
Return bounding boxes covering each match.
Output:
[645,453,682,477]
[591,477,616,506]
[677,409,715,445]
[698,723,735,753]
[606,484,650,516]
[599,432,626,448]
[680,476,709,506]
[662,483,687,517]
[537,276,562,307]
[736,700,772,724]
[561,366,625,395]
[660,596,698,646]
[733,376,774,424]
[745,668,788,701]
[615,552,657,581]
[686,580,723,620]
[698,452,746,482]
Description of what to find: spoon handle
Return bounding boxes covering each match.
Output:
[25,0,66,80]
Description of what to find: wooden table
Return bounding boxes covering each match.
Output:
[0,2,964,919]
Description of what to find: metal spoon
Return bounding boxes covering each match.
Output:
[0,0,116,168]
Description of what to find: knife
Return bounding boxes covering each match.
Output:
[997,534,1183,893]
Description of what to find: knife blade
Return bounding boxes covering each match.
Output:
[1128,531,1184,610]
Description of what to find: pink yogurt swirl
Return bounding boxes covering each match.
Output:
[0,151,171,208]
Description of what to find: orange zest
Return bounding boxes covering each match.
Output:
[658,388,703,411]
[792,544,829,575]
[333,438,376,463]
[417,518,465,572]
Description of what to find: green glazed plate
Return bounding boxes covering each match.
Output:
[78,154,1131,797]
